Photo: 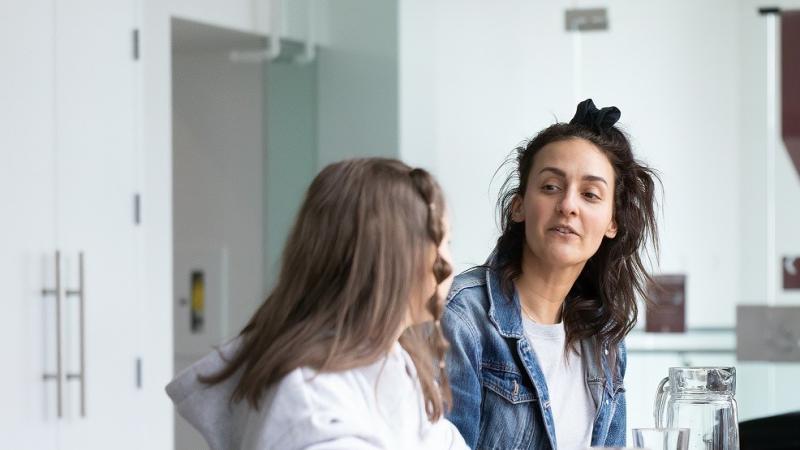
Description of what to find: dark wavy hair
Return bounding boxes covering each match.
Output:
[202,158,453,420]
[494,122,660,364]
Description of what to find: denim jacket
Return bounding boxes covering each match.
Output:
[442,266,627,450]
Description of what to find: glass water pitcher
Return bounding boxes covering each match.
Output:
[654,367,739,450]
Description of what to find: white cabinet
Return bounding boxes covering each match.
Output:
[56,0,143,446]
[0,0,59,448]
[1,0,150,448]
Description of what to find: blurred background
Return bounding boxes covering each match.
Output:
[2,0,800,448]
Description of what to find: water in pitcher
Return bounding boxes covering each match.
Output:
[653,367,739,450]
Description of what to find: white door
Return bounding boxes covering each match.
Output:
[0,0,60,448]
[55,0,144,447]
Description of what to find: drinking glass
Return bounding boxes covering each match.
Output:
[589,447,647,450]
[632,428,689,450]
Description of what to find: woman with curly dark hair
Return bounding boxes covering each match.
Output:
[442,99,660,449]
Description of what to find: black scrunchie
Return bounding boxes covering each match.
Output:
[569,98,620,132]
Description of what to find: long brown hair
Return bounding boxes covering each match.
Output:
[495,122,660,363]
[202,158,452,421]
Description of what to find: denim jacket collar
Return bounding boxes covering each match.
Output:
[485,268,525,339]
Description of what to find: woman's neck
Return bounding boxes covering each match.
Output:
[514,247,585,325]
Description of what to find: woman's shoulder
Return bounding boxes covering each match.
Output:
[274,366,363,409]
[271,354,400,415]
[443,266,495,336]
[250,356,403,448]
[447,266,490,304]
[245,369,379,448]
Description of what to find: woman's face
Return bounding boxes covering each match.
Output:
[513,138,618,269]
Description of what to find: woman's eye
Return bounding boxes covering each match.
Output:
[583,192,600,200]
[542,184,560,192]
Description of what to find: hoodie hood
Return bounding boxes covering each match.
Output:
[166,340,247,450]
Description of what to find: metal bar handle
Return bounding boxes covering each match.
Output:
[65,251,86,417]
[41,250,63,418]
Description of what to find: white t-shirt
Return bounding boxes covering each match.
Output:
[522,318,596,449]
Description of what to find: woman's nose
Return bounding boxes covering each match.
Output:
[556,191,579,216]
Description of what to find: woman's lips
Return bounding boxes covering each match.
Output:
[549,225,579,237]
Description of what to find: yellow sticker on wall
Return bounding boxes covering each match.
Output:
[191,270,205,333]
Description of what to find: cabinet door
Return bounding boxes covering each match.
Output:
[54,0,144,448]
[0,0,60,448]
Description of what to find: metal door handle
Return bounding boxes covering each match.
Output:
[41,250,63,418]
[65,252,86,417]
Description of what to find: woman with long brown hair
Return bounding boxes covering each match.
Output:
[442,99,660,449]
[167,158,467,449]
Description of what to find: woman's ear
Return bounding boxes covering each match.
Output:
[511,195,525,223]
[605,219,618,238]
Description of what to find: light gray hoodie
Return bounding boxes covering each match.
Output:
[166,341,468,450]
